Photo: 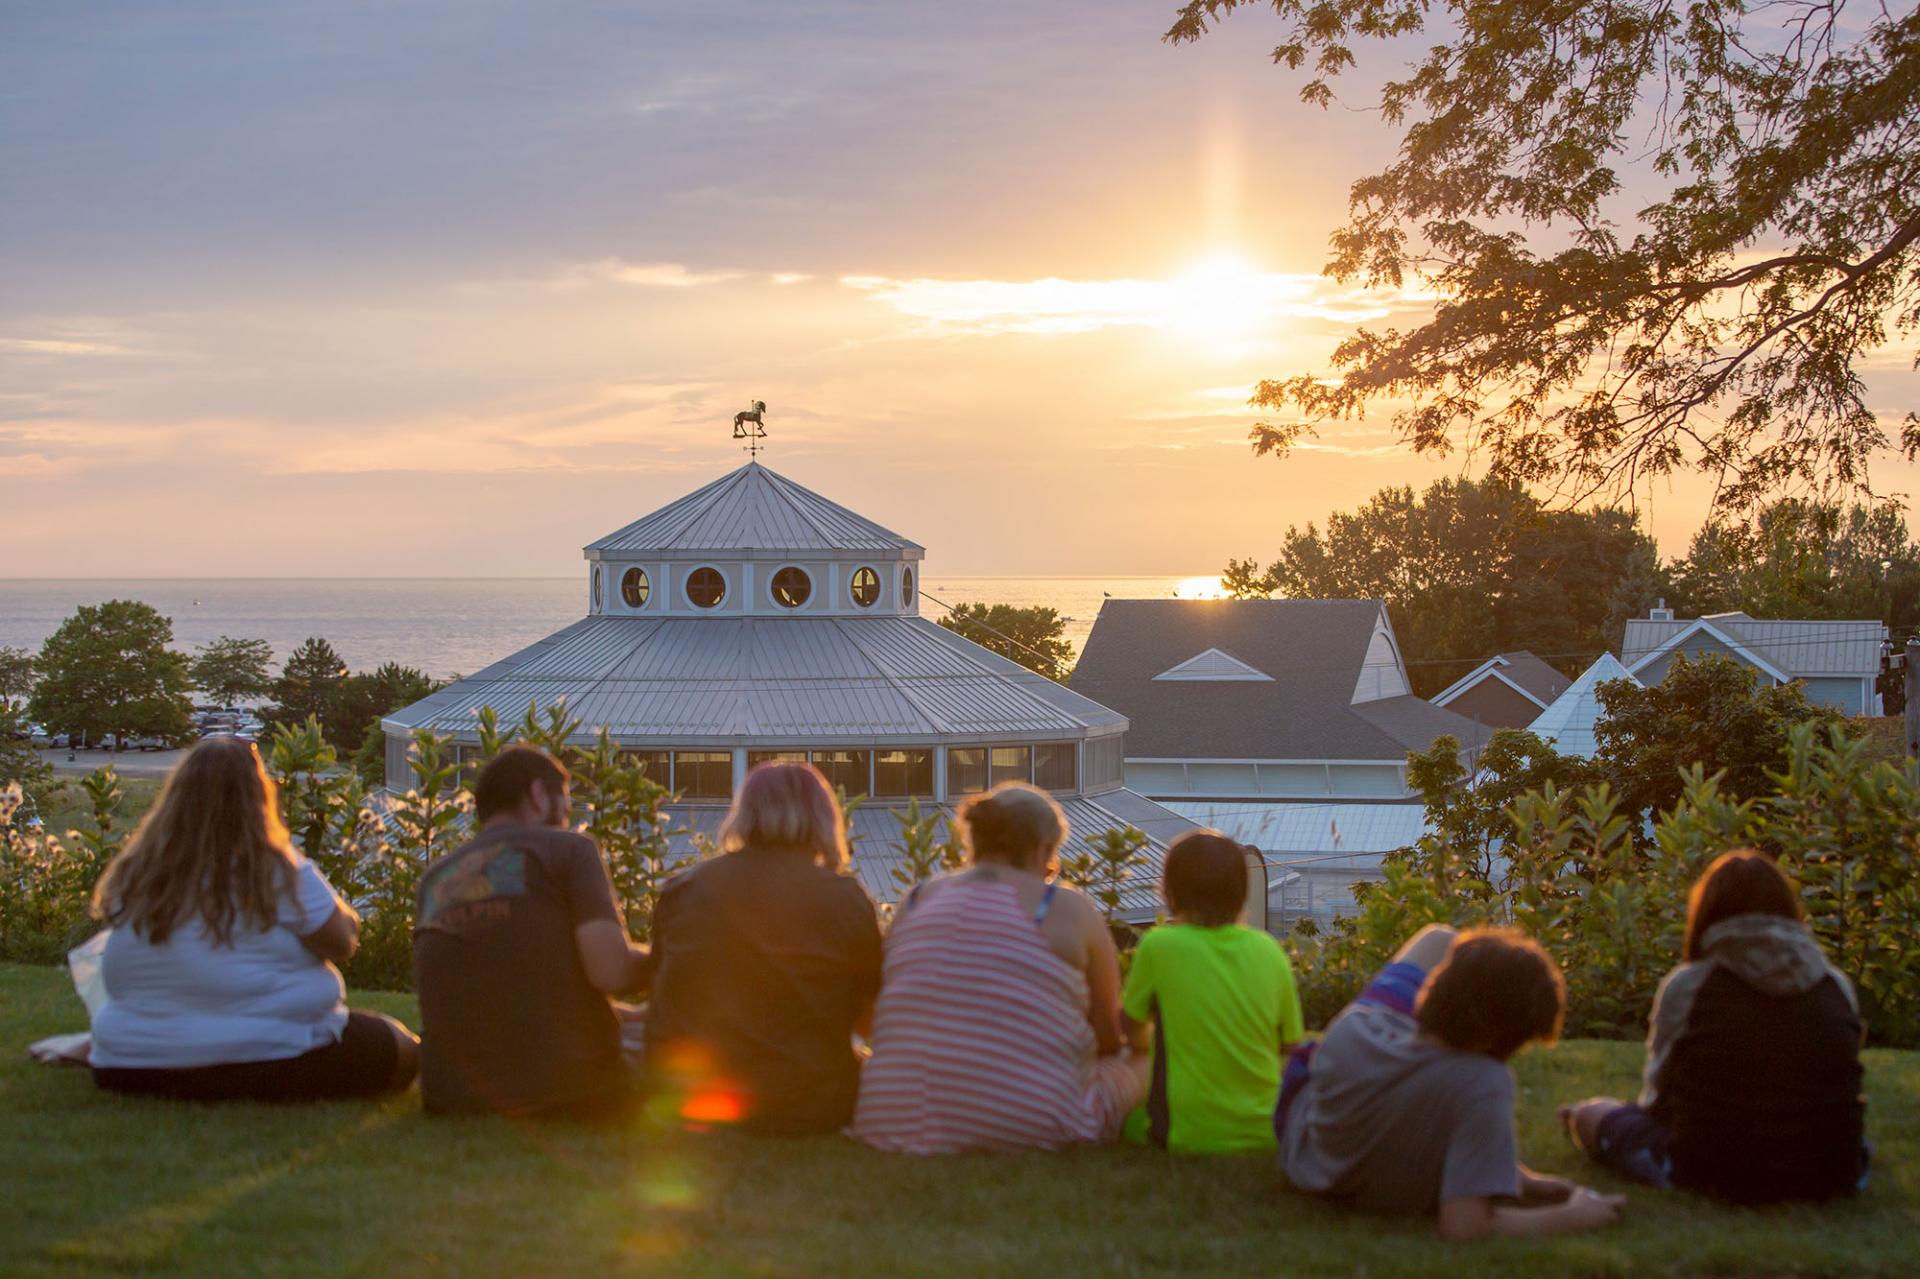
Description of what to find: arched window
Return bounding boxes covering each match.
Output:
[850,566,880,608]
[591,567,603,610]
[901,567,916,608]
[771,566,812,608]
[686,567,726,608]
[620,567,650,609]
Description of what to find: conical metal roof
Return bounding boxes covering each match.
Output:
[587,462,924,555]
[1526,652,1639,759]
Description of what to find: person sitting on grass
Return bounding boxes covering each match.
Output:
[642,762,883,1135]
[1560,849,1868,1204]
[414,746,647,1120]
[852,782,1148,1153]
[1279,924,1624,1239]
[87,735,419,1102]
[1118,830,1303,1154]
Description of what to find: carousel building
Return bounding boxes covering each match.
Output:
[380,461,1193,914]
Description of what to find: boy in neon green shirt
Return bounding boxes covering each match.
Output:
[1121,831,1304,1153]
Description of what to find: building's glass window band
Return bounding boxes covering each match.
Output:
[850,566,881,608]
[873,749,934,797]
[1033,742,1077,791]
[811,749,872,798]
[770,566,812,608]
[674,751,733,798]
[621,567,650,609]
[746,750,807,770]
[947,746,987,796]
[989,745,1032,787]
[686,567,726,609]
[617,749,671,784]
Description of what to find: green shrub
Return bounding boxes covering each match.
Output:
[1291,725,1920,1046]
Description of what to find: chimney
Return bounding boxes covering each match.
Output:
[1649,598,1674,622]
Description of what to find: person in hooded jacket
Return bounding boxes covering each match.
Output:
[1559,848,1868,1205]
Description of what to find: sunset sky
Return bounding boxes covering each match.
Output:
[4,1,1916,577]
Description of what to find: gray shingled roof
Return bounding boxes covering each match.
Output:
[587,462,924,555]
[1622,612,1887,677]
[1069,599,1492,761]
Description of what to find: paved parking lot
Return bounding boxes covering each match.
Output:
[39,747,190,780]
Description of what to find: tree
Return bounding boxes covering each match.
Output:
[27,601,194,749]
[1167,1,1920,513]
[936,602,1076,681]
[1592,653,1837,824]
[0,647,36,708]
[269,637,350,741]
[1399,728,1595,896]
[1225,477,1660,694]
[188,636,275,708]
[337,663,443,783]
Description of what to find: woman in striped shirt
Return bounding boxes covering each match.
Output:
[851,782,1148,1153]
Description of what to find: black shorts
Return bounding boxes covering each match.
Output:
[93,1009,402,1103]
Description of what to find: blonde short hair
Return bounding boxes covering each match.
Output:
[956,782,1067,872]
[719,761,849,870]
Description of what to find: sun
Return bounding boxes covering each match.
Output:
[1159,252,1300,343]
[1174,575,1230,599]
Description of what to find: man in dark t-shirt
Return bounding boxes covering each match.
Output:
[414,747,647,1119]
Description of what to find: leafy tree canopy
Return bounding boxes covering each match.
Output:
[1225,477,1660,694]
[270,637,351,740]
[1593,652,1838,821]
[1168,0,1920,512]
[339,663,444,783]
[0,647,36,705]
[188,636,275,708]
[26,601,194,747]
[936,602,1077,682]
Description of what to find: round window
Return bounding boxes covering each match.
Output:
[850,566,880,608]
[620,567,650,609]
[591,567,603,610]
[686,567,726,608]
[901,567,916,608]
[771,566,812,608]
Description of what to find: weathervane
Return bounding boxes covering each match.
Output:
[731,400,768,458]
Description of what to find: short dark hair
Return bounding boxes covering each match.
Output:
[1684,848,1801,961]
[1161,831,1248,926]
[1416,929,1564,1061]
[473,746,569,822]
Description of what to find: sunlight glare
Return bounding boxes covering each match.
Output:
[1174,575,1230,599]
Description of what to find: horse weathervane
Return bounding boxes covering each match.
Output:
[731,400,768,458]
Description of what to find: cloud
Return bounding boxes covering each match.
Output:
[598,260,745,288]
[0,336,128,357]
[841,258,1425,337]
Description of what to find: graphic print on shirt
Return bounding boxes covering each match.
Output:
[419,846,528,931]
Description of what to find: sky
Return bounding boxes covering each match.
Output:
[3,0,1916,578]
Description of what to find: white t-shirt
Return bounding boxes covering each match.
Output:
[90,856,350,1069]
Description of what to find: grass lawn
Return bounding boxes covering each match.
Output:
[2,963,1916,1278]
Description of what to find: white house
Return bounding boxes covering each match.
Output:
[1621,605,1889,716]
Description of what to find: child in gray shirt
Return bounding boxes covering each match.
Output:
[1280,925,1625,1239]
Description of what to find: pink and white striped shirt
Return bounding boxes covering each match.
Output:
[851,877,1140,1154]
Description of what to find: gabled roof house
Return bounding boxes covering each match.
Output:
[1430,651,1573,729]
[1526,653,1640,759]
[1621,605,1888,716]
[1069,600,1494,921]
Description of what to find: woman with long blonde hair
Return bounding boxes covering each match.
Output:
[642,761,883,1134]
[88,735,418,1101]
